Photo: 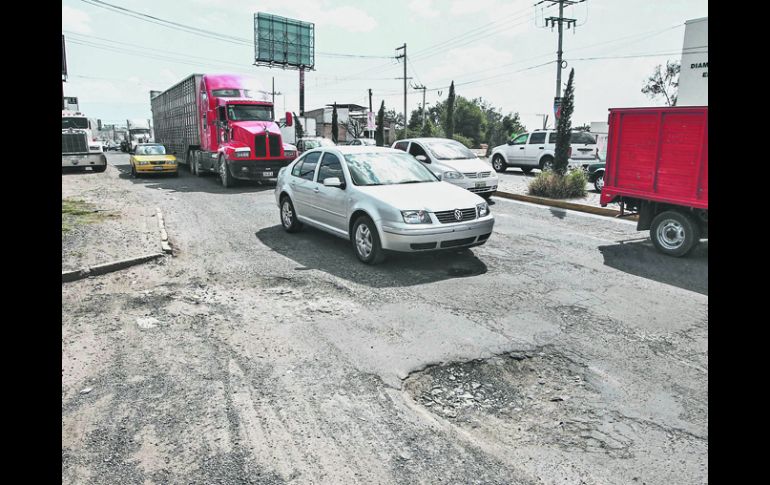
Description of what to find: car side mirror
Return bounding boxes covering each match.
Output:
[507,140,514,145]
[323,177,344,188]
[415,155,428,163]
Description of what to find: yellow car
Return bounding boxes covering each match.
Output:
[130,143,178,177]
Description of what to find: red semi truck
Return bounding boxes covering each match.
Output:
[150,74,297,188]
[600,106,708,257]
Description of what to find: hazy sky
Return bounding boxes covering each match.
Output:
[62,0,708,131]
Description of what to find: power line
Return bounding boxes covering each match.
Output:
[79,0,392,59]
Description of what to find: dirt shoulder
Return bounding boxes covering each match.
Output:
[62,168,161,272]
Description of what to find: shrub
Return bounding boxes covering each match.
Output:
[527,169,587,199]
[452,134,473,148]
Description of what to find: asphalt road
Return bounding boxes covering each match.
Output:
[62,153,708,484]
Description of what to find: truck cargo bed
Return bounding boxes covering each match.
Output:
[150,74,203,164]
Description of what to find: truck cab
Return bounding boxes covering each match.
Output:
[193,74,297,186]
[62,111,107,172]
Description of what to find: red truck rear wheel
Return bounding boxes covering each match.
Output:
[650,210,700,257]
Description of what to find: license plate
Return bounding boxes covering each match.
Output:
[263,171,274,177]
[153,166,164,171]
[475,181,486,188]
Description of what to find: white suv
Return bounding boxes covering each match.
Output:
[393,138,499,199]
[489,130,598,173]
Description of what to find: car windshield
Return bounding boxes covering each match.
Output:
[344,152,439,186]
[227,104,273,121]
[304,139,335,149]
[136,145,166,155]
[62,118,89,129]
[424,140,476,160]
[359,139,376,146]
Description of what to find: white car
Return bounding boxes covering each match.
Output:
[489,130,598,173]
[392,138,498,199]
[275,146,494,264]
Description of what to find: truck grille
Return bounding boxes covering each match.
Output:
[463,171,491,179]
[268,133,281,157]
[434,208,477,223]
[254,135,267,157]
[62,132,88,154]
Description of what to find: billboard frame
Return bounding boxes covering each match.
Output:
[254,13,315,71]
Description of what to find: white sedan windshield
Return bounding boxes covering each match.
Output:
[425,140,476,160]
[344,152,439,186]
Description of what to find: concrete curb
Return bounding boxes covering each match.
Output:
[62,253,164,283]
[156,207,173,254]
[493,190,635,219]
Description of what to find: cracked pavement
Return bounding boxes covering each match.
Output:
[62,153,708,484]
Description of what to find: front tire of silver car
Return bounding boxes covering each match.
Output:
[352,216,385,264]
[492,155,507,173]
[540,156,554,171]
[280,196,303,233]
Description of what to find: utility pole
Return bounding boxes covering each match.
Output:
[395,44,407,138]
[368,88,374,139]
[368,88,373,113]
[543,1,583,99]
[537,114,549,129]
[299,68,305,116]
[270,77,282,107]
[412,84,427,129]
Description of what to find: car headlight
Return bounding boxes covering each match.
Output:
[442,171,464,180]
[234,148,250,158]
[284,150,296,158]
[137,160,150,165]
[401,210,432,224]
[168,159,177,164]
[477,202,489,217]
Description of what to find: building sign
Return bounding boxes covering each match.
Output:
[367,111,376,130]
[677,17,708,106]
[553,97,562,120]
[254,13,315,70]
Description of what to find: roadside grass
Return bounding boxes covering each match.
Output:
[528,169,588,199]
[62,198,117,234]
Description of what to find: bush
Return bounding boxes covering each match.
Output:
[527,169,587,199]
[452,134,473,148]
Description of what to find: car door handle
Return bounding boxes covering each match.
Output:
[539,147,544,149]
[313,187,319,193]
[519,147,525,150]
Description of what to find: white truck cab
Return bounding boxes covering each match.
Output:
[62,111,107,172]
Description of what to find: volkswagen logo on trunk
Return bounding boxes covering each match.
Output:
[454,209,463,221]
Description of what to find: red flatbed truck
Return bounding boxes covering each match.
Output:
[600,106,708,257]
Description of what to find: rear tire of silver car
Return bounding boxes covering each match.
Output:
[593,171,605,192]
[492,155,507,173]
[650,210,700,257]
[540,156,554,171]
[352,216,385,265]
[219,156,233,188]
[280,196,302,233]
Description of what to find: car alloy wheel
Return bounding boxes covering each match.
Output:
[355,224,373,259]
[594,172,604,192]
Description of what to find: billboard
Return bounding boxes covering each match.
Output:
[62,35,67,80]
[254,13,315,70]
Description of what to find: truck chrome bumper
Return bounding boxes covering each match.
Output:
[62,153,107,167]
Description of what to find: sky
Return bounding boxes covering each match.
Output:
[62,0,708,131]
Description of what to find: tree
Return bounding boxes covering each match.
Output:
[345,116,364,139]
[331,103,339,143]
[452,97,486,146]
[293,112,304,140]
[554,68,575,176]
[375,101,385,146]
[573,123,591,132]
[642,60,680,106]
[445,81,455,139]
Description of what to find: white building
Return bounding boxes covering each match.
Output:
[677,17,708,106]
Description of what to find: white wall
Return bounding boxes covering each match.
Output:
[678,17,708,106]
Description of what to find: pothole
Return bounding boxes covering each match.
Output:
[403,350,635,457]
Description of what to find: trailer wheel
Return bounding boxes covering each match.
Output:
[219,156,233,188]
[650,210,700,257]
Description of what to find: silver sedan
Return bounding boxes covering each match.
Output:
[274,146,495,264]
